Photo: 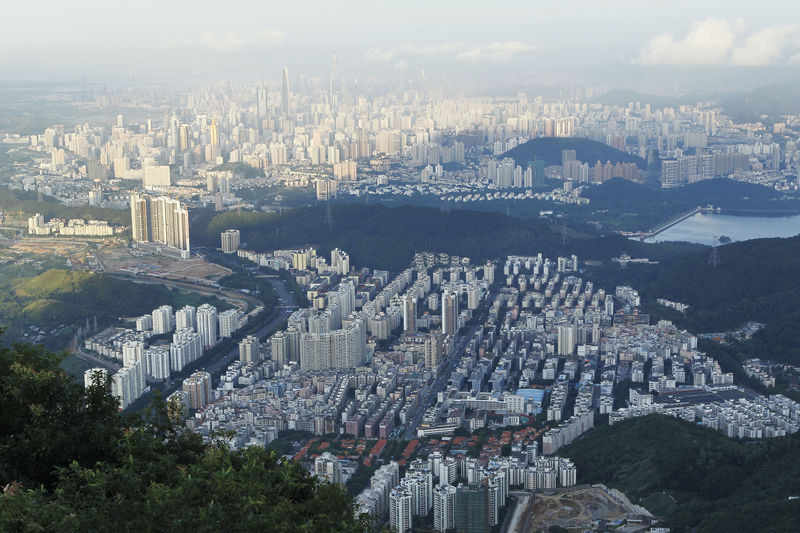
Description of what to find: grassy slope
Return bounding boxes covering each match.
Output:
[0,269,230,348]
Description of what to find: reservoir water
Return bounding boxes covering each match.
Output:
[644,212,800,245]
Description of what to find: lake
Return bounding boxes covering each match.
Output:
[644,212,800,245]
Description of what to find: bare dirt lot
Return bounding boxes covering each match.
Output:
[97,245,231,282]
[7,239,88,257]
[522,487,634,531]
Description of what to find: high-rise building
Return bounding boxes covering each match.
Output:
[122,340,145,371]
[218,309,243,338]
[196,304,218,348]
[557,325,577,356]
[143,165,171,187]
[151,305,174,335]
[209,118,219,146]
[146,346,171,381]
[111,361,145,410]
[182,371,212,410]
[455,483,491,533]
[84,367,108,389]
[424,333,443,369]
[221,229,240,253]
[330,248,350,275]
[256,83,268,118]
[280,67,290,114]
[129,192,190,256]
[130,192,150,242]
[175,305,196,332]
[314,452,342,484]
[171,328,203,371]
[441,290,459,336]
[239,335,261,364]
[433,484,457,532]
[270,330,289,365]
[299,315,366,371]
[402,294,416,333]
[389,487,413,533]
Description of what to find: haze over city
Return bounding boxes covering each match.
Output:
[2,0,799,91]
[1,2,799,532]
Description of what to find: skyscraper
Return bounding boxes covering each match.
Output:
[175,305,196,331]
[402,294,416,333]
[151,305,174,335]
[239,335,261,364]
[281,66,290,115]
[256,82,268,118]
[130,192,150,242]
[129,192,190,256]
[389,488,413,533]
[433,484,457,532]
[441,290,459,336]
[209,118,219,146]
[196,304,218,348]
[182,371,212,410]
[424,333,443,369]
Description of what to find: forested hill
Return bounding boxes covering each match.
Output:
[584,177,799,217]
[501,137,646,168]
[562,415,800,532]
[191,203,699,271]
[586,234,800,333]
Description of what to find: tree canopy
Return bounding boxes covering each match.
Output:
[0,339,365,532]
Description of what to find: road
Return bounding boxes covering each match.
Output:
[202,276,298,382]
[110,273,261,314]
[402,293,494,440]
[69,340,122,372]
[505,492,531,533]
[73,272,297,390]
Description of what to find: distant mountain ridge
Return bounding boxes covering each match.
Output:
[723,80,800,121]
[501,137,646,168]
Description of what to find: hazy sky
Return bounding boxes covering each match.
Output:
[1,0,799,88]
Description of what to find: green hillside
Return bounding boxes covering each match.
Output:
[0,269,228,348]
[562,415,800,532]
[191,204,699,272]
[501,137,646,168]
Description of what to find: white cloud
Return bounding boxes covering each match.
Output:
[364,41,536,63]
[166,29,284,51]
[456,41,538,62]
[731,25,796,66]
[638,18,736,66]
[638,18,798,67]
[364,48,397,62]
